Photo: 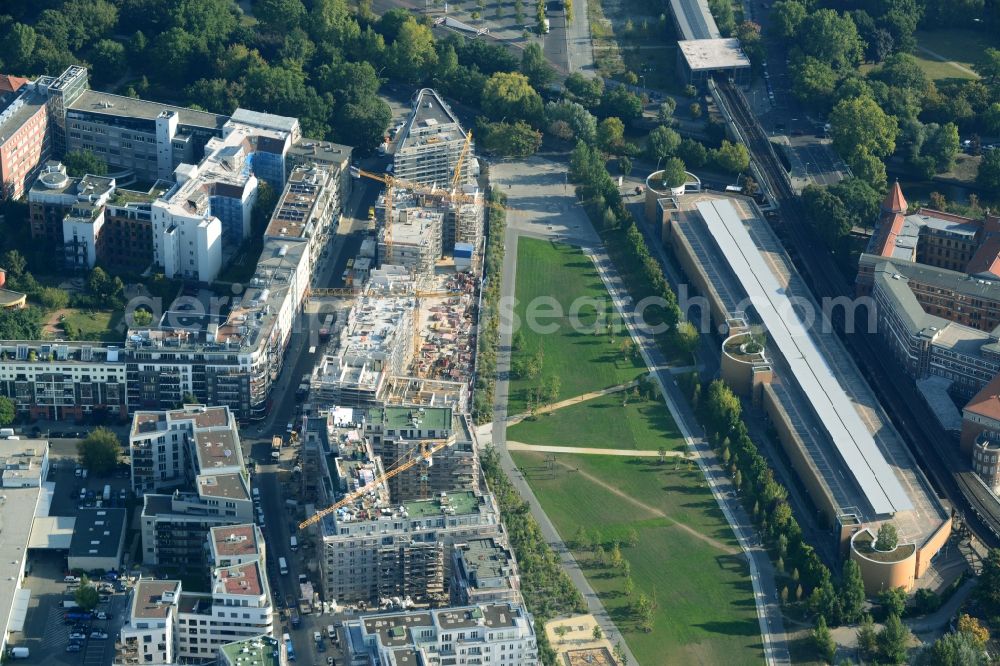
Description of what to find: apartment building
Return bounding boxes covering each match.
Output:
[218,636,285,666]
[140,490,253,567]
[176,559,273,662]
[265,163,341,268]
[392,89,474,188]
[0,341,127,421]
[0,82,50,200]
[126,236,310,419]
[450,538,522,607]
[117,526,275,665]
[116,580,182,666]
[345,603,538,666]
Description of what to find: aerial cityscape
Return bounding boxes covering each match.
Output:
[0,0,996,664]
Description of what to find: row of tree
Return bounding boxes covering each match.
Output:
[472,190,507,424]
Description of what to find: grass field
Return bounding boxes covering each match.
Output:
[507,391,685,451]
[912,29,987,81]
[512,450,763,665]
[509,239,645,413]
[60,309,122,342]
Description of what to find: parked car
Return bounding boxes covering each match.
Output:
[90,631,108,640]
[68,632,87,641]
[96,611,113,621]
[65,643,82,653]
[98,594,110,603]
[63,575,80,583]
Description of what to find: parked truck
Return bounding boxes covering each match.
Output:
[283,633,296,662]
[298,582,314,614]
[290,607,301,629]
[102,485,111,501]
[271,436,282,460]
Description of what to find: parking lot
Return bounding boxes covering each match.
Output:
[11,551,131,664]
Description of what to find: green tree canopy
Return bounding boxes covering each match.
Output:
[597,117,625,153]
[74,583,100,611]
[0,396,14,427]
[659,157,687,188]
[916,630,987,666]
[839,559,866,624]
[829,95,899,161]
[545,100,597,144]
[771,0,806,39]
[978,148,1000,191]
[599,85,642,121]
[480,120,542,158]
[77,427,122,476]
[647,125,681,161]
[875,522,899,551]
[877,613,910,664]
[799,8,864,71]
[482,72,544,125]
[713,140,750,174]
[63,150,108,177]
[387,18,438,82]
[521,42,555,89]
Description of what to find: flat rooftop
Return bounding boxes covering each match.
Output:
[69,507,126,559]
[210,524,262,560]
[193,428,243,473]
[0,485,41,637]
[220,635,282,666]
[197,472,248,500]
[404,490,478,518]
[376,406,452,433]
[700,198,911,515]
[668,193,946,541]
[131,580,180,619]
[214,561,264,597]
[265,164,334,239]
[679,38,751,71]
[69,89,228,130]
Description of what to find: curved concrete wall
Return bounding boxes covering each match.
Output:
[721,333,758,396]
[849,529,916,594]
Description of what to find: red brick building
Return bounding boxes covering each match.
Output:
[0,83,50,200]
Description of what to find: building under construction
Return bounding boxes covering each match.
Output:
[365,406,479,501]
[378,206,443,275]
[392,88,476,189]
[302,409,500,606]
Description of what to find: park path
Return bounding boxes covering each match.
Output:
[505,380,639,426]
[507,441,683,457]
[552,459,740,555]
[915,45,979,78]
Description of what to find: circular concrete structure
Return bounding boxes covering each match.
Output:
[644,169,699,221]
[720,332,766,396]
[849,528,916,594]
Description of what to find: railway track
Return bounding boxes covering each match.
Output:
[715,81,1000,548]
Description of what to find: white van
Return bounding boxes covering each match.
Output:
[290,536,298,551]
[251,487,260,500]
[279,557,288,575]
[0,428,14,438]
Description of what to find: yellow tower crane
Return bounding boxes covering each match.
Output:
[298,438,451,530]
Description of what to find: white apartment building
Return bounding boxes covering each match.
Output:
[176,559,274,662]
[345,603,538,666]
[392,88,475,188]
[116,580,182,666]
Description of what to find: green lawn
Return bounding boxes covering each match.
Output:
[61,309,123,342]
[507,391,685,452]
[912,29,988,81]
[513,451,763,665]
[509,239,645,413]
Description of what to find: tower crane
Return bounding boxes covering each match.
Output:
[450,130,473,195]
[298,438,451,530]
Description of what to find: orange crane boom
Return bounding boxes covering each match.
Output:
[298,438,451,530]
[451,130,473,195]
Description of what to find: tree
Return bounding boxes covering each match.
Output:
[89,39,127,84]
[0,396,14,427]
[623,576,634,596]
[916,630,988,666]
[877,613,910,664]
[957,613,990,647]
[480,121,543,158]
[2,250,27,279]
[975,47,1000,84]
[659,157,687,188]
[978,548,1000,611]
[77,427,122,476]
[565,73,604,110]
[839,560,865,624]
[657,98,677,124]
[857,613,877,658]
[554,625,569,642]
[597,117,625,153]
[674,321,700,356]
[521,42,555,89]
[812,615,836,664]
[599,86,642,121]
[619,156,632,177]
[878,586,906,619]
[829,96,899,161]
[790,57,838,108]
[922,122,960,173]
[689,102,702,118]
[336,97,393,153]
[875,523,898,551]
[771,0,806,39]
[387,18,438,82]
[592,625,602,641]
[798,8,864,70]
[802,185,851,249]
[0,308,41,340]
[0,23,37,71]
[647,125,681,161]
[977,149,1000,191]
[678,138,708,168]
[75,583,100,611]
[713,140,750,174]
[545,100,597,143]
[482,72,544,125]
[63,150,108,177]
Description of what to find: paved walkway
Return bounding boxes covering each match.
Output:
[505,380,639,425]
[506,441,684,457]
